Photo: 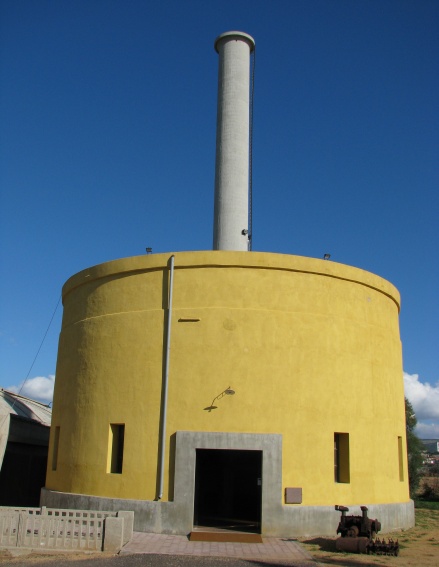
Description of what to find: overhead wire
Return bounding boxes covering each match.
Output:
[248,44,256,251]
[0,295,61,430]
[19,294,61,393]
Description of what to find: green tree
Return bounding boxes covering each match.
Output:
[405,397,424,496]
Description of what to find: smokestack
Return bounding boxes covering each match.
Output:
[213,31,255,251]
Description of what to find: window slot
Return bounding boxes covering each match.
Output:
[108,423,125,474]
[334,432,350,483]
[52,426,60,471]
[398,436,404,481]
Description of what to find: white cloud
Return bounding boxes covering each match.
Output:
[415,421,439,439]
[8,375,55,404]
[404,372,439,438]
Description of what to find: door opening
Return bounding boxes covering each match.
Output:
[193,449,262,533]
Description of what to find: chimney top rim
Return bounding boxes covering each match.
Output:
[214,31,255,53]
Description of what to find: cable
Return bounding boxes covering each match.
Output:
[0,295,61,430]
[19,294,61,394]
[248,45,256,251]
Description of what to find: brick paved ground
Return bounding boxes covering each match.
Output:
[121,532,318,565]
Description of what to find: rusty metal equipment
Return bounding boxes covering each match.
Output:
[336,536,369,554]
[334,505,399,556]
[367,537,400,556]
[335,505,381,538]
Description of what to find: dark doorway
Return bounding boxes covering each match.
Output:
[0,442,48,506]
[194,449,262,533]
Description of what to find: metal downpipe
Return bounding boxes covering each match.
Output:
[157,254,175,500]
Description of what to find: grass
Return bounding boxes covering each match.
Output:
[300,507,439,566]
[414,499,439,510]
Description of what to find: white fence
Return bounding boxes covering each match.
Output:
[0,506,133,552]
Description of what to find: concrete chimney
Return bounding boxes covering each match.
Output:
[213,31,255,251]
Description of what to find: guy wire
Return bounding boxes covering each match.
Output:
[248,45,256,251]
[0,294,61,429]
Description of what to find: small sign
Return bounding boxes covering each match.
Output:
[285,487,302,504]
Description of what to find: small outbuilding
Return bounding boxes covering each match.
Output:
[0,389,51,506]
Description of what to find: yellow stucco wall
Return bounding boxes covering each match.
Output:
[46,251,409,505]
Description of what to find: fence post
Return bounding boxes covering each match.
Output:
[103,516,124,552]
[16,512,27,548]
[117,511,134,545]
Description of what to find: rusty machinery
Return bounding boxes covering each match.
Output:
[335,505,399,556]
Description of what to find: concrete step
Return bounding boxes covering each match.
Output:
[189,530,263,543]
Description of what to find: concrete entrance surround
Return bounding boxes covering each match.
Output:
[42,430,414,536]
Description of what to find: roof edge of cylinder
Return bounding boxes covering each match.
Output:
[214,31,255,53]
[61,250,400,311]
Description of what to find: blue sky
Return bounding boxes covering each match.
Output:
[1,1,438,437]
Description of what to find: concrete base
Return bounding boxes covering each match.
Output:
[189,531,263,543]
[41,488,414,538]
[42,430,414,537]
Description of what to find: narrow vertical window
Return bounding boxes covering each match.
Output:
[108,424,125,474]
[398,436,404,481]
[52,426,60,471]
[334,433,350,483]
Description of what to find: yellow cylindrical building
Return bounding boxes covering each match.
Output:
[43,251,413,536]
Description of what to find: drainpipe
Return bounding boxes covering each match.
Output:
[157,254,175,500]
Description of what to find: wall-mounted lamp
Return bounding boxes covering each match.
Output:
[323,253,331,260]
[204,387,235,411]
[146,247,153,254]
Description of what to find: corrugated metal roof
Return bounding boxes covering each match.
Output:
[0,389,52,426]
